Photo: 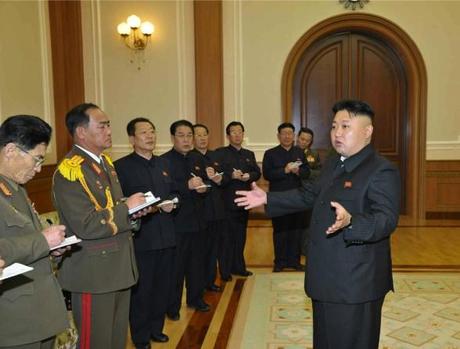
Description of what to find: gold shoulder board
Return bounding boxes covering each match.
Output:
[58,155,85,181]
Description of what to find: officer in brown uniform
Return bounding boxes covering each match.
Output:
[52,103,149,349]
[0,115,68,349]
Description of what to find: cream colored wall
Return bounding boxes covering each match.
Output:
[223,0,460,160]
[81,0,195,160]
[0,1,56,164]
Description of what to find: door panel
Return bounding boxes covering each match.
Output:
[292,32,407,213]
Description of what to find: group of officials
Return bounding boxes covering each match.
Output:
[0,104,261,349]
[0,99,400,349]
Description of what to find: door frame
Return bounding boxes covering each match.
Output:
[281,13,427,224]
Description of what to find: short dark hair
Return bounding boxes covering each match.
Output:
[170,119,194,135]
[225,121,245,135]
[0,115,52,150]
[193,123,209,134]
[126,117,155,136]
[332,100,374,121]
[298,127,314,137]
[65,103,99,136]
[277,122,295,133]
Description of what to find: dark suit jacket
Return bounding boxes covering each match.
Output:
[53,146,138,294]
[0,175,68,347]
[266,145,400,304]
[161,148,208,233]
[262,144,310,192]
[216,145,261,212]
[114,152,176,251]
[191,149,229,221]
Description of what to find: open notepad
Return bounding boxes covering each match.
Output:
[0,263,34,281]
[51,235,82,251]
[128,191,161,215]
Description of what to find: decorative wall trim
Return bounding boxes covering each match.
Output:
[223,0,243,126]
[38,1,56,160]
[426,139,460,160]
[176,0,195,121]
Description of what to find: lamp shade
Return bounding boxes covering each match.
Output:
[140,21,155,35]
[117,22,130,35]
[127,15,141,29]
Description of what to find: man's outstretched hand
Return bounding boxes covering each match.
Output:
[235,182,267,210]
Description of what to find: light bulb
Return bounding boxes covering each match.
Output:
[117,22,130,36]
[140,21,154,36]
[127,15,141,29]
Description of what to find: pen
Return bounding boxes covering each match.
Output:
[190,172,197,177]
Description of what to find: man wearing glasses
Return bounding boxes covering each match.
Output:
[0,115,69,348]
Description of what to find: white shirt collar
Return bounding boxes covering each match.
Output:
[75,144,101,164]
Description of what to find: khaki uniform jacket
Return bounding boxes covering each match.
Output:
[0,175,68,347]
[53,146,138,293]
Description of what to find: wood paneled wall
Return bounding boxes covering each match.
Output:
[194,0,224,148]
[425,160,460,219]
[25,1,85,214]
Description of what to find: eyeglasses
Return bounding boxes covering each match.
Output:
[16,145,45,168]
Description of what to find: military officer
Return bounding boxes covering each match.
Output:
[52,103,149,349]
[0,115,68,349]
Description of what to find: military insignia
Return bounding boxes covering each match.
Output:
[195,166,200,171]
[58,155,85,181]
[307,155,315,163]
[92,163,102,175]
[344,181,352,188]
[0,182,12,196]
[101,153,114,167]
[96,180,103,190]
[162,171,169,177]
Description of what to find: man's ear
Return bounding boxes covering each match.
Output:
[75,125,86,141]
[365,124,374,140]
[3,143,17,159]
[128,135,135,147]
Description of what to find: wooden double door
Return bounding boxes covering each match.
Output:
[291,31,408,213]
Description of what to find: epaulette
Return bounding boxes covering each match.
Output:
[101,153,114,167]
[58,155,85,181]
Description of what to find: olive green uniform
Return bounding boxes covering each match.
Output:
[52,146,138,349]
[0,175,68,349]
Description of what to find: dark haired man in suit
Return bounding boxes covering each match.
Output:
[115,118,176,348]
[235,100,400,349]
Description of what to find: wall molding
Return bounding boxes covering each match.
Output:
[426,139,460,160]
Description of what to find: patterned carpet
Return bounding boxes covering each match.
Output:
[228,271,460,349]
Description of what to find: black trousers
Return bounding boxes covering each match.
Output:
[204,220,224,287]
[312,297,385,349]
[272,212,303,267]
[168,231,205,314]
[129,247,174,346]
[227,211,249,275]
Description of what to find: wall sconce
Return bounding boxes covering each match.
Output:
[117,15,154,50]
[117,15,154,69]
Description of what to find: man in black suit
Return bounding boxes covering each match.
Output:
[114,118,176,348]
[235,100,400,349]
[217,121,261,279]
[192,123,229,292]
[162,120,210,318]
[262,122,310,272]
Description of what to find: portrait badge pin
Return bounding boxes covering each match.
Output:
[195,166,200,171]
[344,181,352,188]
[162,171,168,177]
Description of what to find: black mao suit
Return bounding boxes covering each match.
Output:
[262,145,310,269]
[114,153,176,347]
[217,145,261,276]
[191,149,229,288]
[266,145,400,349]
[161,149,208,313]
